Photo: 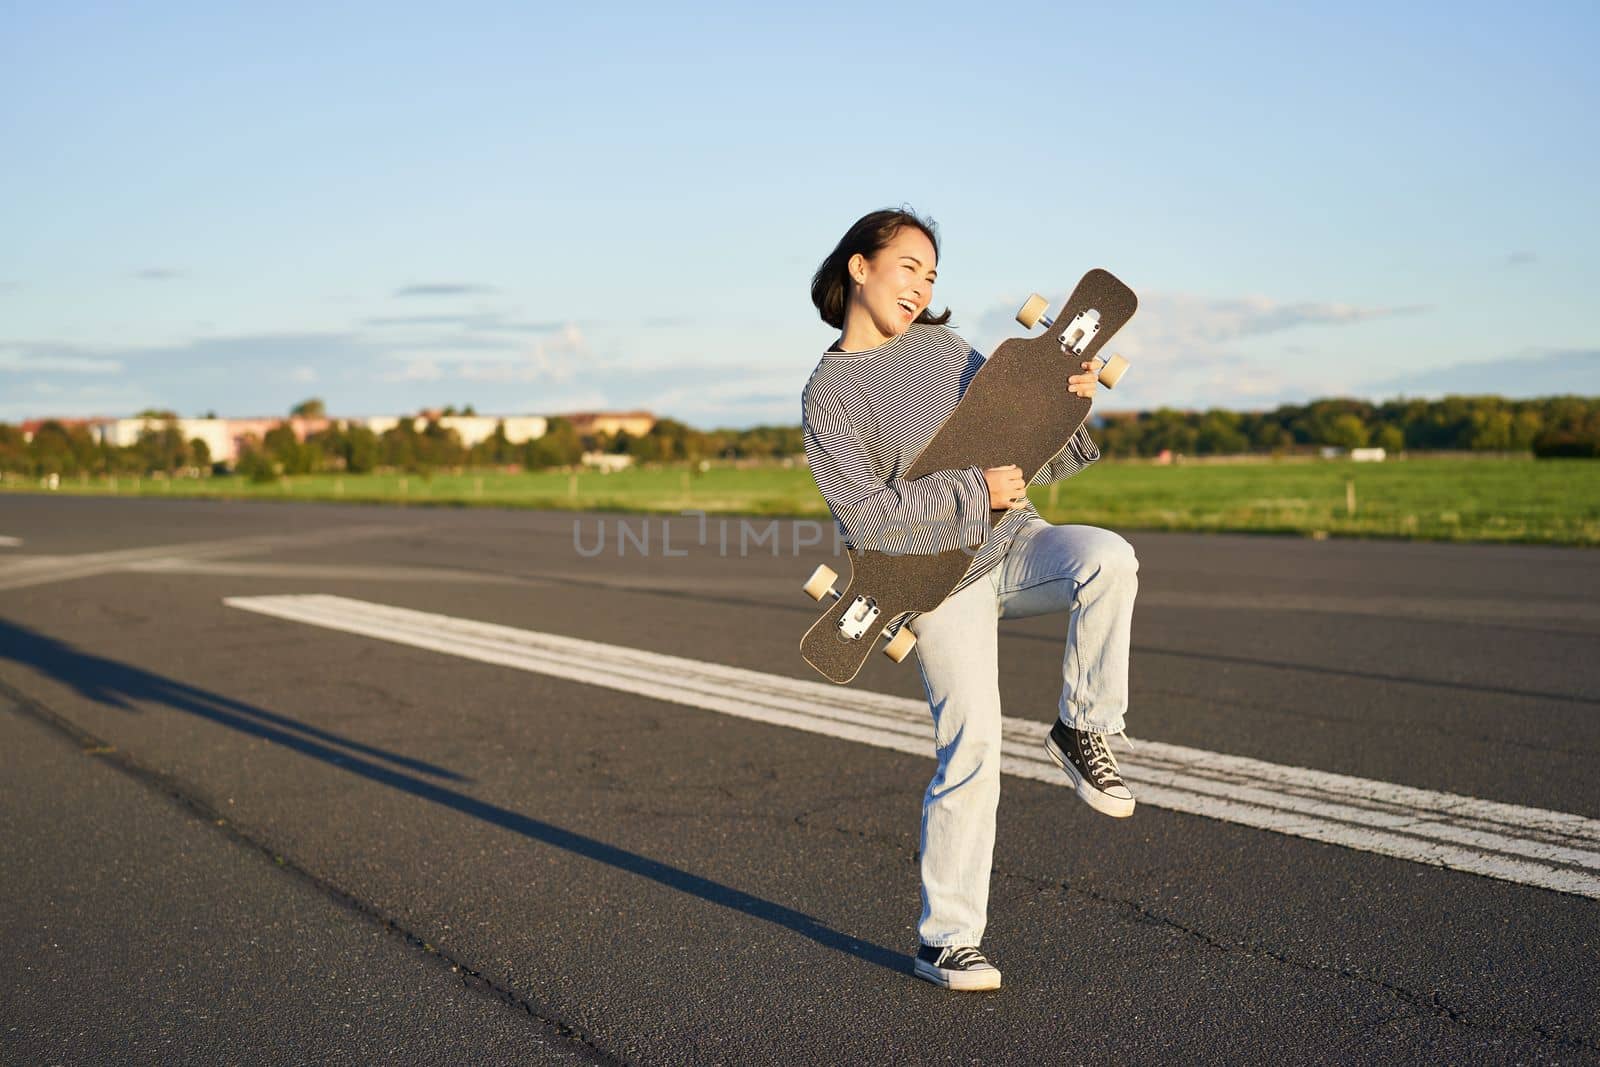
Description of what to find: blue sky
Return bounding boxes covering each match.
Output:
[2,1,1596,426]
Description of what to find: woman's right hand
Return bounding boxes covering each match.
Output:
[984,464,1026,510]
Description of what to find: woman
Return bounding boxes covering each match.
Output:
[801,208,1139,992]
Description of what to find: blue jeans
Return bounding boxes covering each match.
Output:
[908,520,1138,947]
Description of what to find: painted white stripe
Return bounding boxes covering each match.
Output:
[0,526,418,591]
[1140,590,1600,630]
[124,559,516,584]
[0,536,22,548]
[224,594,1600,900]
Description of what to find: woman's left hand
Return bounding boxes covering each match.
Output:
[1068,358,1102,399]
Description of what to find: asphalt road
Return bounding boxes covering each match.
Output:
[1,494,1597,1065]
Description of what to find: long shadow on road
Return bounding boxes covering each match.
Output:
[0,618,905,976]
[0,619,467,782]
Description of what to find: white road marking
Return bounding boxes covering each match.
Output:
[225,594,1600,901]
[1140,590,1600,631]
[0,526,419,591]
[124,559,518,584]
[0,536,21,548]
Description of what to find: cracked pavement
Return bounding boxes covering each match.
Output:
[0,495,1597,1064]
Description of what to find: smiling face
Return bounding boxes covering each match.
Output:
[842,226,939,348]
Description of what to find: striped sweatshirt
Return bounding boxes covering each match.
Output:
[802,322,1100,597]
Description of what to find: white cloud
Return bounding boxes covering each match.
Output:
[0,344,124,375]
[289,366,318,383]
[392,283,497,297]
[388,358,443,382]
[378,324,585,385]
[646,370,808,427]
[1364,348,1599,399]
[1130,293,1424,347]
[534,389,610,413]
[960,290,1424,410]
[364,312,567,334]
[0,381,157,421]
[457,358,557,383]
[971,291,1423,355]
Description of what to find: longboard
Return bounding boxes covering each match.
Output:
[800,268,1137,684]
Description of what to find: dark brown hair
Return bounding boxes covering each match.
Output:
[810,208,953,330]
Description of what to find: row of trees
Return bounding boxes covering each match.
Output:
[1093,396,1600,458]
[236,417,807,478]
[0,418,214,478]
[609,419,803,464]
[0,414,809,479]
[3,396,1597,479]
[0,417,584,480]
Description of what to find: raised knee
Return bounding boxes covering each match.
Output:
[929,752,1002,800]
[930,722,1003,794]
[1089,531,1138,578]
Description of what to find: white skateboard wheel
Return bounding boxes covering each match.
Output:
[1097,353,1129,389]
[1016,293,1049,329]
[802,564,838,601]
[882,626,917,663]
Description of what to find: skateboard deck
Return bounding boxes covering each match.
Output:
[800,268,1137,684]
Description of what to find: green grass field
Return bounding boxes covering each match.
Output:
[5,456,1599,546]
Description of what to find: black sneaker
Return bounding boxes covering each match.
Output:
[1045,719,1136,818]
[914,943,1002,991]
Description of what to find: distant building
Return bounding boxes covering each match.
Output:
[92,416,329,464]
[18,417,104,443]
[354,413,547,449]
[581,451,635,472]
[559,411,656,438]
[18,409,551,467]
[87,413,552,465]
[220,416,332,458]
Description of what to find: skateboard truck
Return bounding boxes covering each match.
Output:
[1017,294,1129,388]
[1061,309,1100,354]
[802,564,917,662]
[839,596,880,639]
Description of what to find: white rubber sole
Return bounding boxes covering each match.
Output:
[1045,734,1136,818]
[913,958,1002,991]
